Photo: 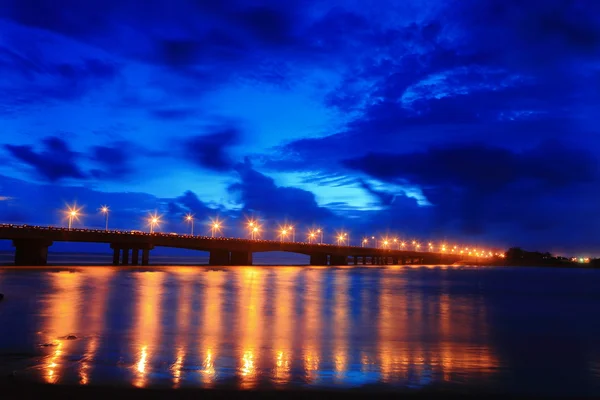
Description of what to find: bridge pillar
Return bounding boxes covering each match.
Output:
[353,256,358,265]
[392,257,398,265]
[309,253,327,266]
[141,249,150,266]
[330,255,347,266]
[131,249,140,266]
[112,247,120,265]
[209,250,230,266]
[230,251,253,265]
[12,239,53,266]
[121,248,129,265]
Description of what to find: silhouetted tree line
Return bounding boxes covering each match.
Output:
[503,247,572,266]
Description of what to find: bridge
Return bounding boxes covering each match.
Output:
[0,224,465,266]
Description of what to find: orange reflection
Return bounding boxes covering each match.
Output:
[378,270,498,384]
[79,268,114,385]
[333,272,349,380]
[43,271,83,384]
[303,269,322,381]
[272,268,298,385]
[131,271,165,388]
[171,268,195,387]
[201,270,225,385]
[238,268,264,388]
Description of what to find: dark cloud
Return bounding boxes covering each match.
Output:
[88,141,132,180]
[228,158,333,224]
[183,127,241,172]
[150,108,197,120]
[343,141,598,192]
[4,136,86,182]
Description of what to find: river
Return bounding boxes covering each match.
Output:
[0,264,599,395]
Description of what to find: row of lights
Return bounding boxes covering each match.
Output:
[63,204,499,256]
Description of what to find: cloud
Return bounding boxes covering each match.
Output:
[183,127,241,172]
[88,141,132,180]
[228,157,333,224]
[4,136,86,182]
[343,141,598,192]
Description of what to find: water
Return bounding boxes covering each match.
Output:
[0,264,600,395]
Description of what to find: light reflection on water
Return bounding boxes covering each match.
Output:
[1,265,600,394]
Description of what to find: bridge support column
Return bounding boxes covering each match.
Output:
[309,253,327,266]
[330,255,347,266]
[12,239,53,266]
[112,247,120,265]
[141,249,150,266]
[392,257,398,265]
[121,248,129,265]
[230,251,252,265]
[353,256,358,265]
[209,250,230,266]
[131,249,140,266]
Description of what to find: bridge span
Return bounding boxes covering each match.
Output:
[0,224,463,266]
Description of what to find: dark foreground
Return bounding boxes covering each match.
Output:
[0,381,507,399]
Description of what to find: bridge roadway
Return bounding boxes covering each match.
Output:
[0,224,463,266]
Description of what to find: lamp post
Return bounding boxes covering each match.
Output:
[362,238,368,247]
[100,206,109,231]
[317,228,323,244]
[66,205,81,230]
[149,216,160,233]
[211,222,220,238]
[68,210,77,230]
[185,214,194,235]
[280,228,288,242]
[308,231,316,244]
[247,220,257,239]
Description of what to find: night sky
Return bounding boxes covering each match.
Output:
[1,0,599,256]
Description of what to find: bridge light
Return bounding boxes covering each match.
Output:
[185,214,194,235]
[99,205,109,231]
[279,228,289,242]
[65,204,82,230]
[148,213,161,233]
[362,238,368,247]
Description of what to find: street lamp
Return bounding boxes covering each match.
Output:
[371,236,377,248]
[211,221,221,238]
[247,219,259,239]
[316,228,323,244]
[383,240,389,249]
[148,213,161,233]
[308,231,316,244]
[280,228,289,242]
[362,238,368,247]
[100,205,109,231]
[288,225,295,242]
[337,234,345,245]
[65,204,82,230]
[185,214,194,235]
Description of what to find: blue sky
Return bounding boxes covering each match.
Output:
[1,0,599,256]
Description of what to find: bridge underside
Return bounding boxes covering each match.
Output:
[7,239,454,267]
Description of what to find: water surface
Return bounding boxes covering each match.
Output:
[0,265,599,395]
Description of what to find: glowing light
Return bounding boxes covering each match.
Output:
[185,213,194,235]
[65,204,83,229]
[209,218,223,237]
[148,212,161,233]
